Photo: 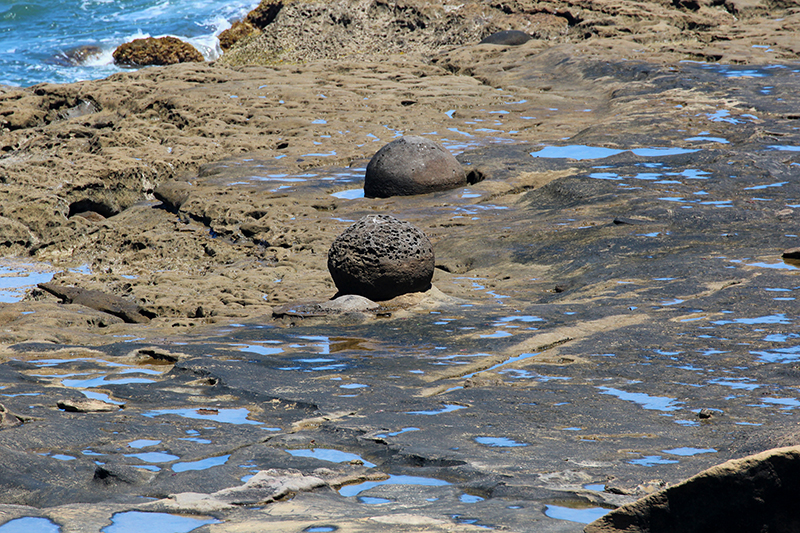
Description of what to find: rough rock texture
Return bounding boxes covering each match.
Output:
[327,215,434,301]
[217,0,282,51]
[585,446,800,533]
[364,136,467,198]
[218,21,260,51]
[113,36,204,67]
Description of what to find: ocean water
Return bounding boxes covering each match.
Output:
[0,0,260,87]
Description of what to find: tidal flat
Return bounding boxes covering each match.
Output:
[1,1,800,531]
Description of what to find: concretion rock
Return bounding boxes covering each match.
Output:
[112,37,204,67]
[327,215,434,301]
[479,30,532,45]
[364,136,466,198]
[585,445,800,533]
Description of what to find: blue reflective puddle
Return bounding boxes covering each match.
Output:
[101,511,219,533]
[286,448,376,468]
[530,145,698,160]
[125,451,179,463]
[358,496,391,504]
[544,504,611,524]
[128,439,161,449]
[173,454,231,472]
[752,345,800,363]
[232,343,284,356]
[0,517,61,533]
[583,483,606,492]
[597,386,683,411]
[713,313,792,325]
[331,188,365,199]
[759,397,800,409]
[60,375,156,388]
[142,407,262,425]
[475,436,528,447]
[374,427,419,438]
[628,455,680,467]
[338,474,450,497]
[663,447,716,456]
[406,404,466,415]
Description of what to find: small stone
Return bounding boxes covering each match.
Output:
[327,215,434,301]
[57,398,121,413]
[318,294,380,313]
[479,30,532,46]
[364,136,466,198]
[698,408,714,419]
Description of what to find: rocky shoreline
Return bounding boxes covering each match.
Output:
[1,0,800,531]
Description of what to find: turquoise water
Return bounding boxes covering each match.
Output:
[0,0,259,87]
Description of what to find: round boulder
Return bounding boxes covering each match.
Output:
[364,136,466,198]
[327,215,434,301]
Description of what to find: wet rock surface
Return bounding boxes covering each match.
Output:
[328,215,435,300]
[364,136,467,198]
[1,0,800,531]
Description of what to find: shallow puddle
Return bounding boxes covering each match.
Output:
[286,448,376,468]
[338,474,451,497]
[0,263,55,303]
[530,145,698,160]
[172,454,231,472]
[544,504,611,524]
[142,407,264,425]
[405,404,466,415]
[597,386,683,412]
[101,511,219,533]
[662,447,716,456]
[0,517,61,533]
[628,455,680,467]
[475,436,528,448]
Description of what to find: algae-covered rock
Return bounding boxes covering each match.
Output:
[113,36,204,67]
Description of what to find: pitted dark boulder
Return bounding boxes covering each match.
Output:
[364,136,466,198]
[327,215,434,301]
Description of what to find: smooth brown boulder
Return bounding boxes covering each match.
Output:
[364,136,466,198]
[479,30,532,45]
[38,282,155,324]
[327,215,434,301]
[585,445,800,533]
[113,36,204,67]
